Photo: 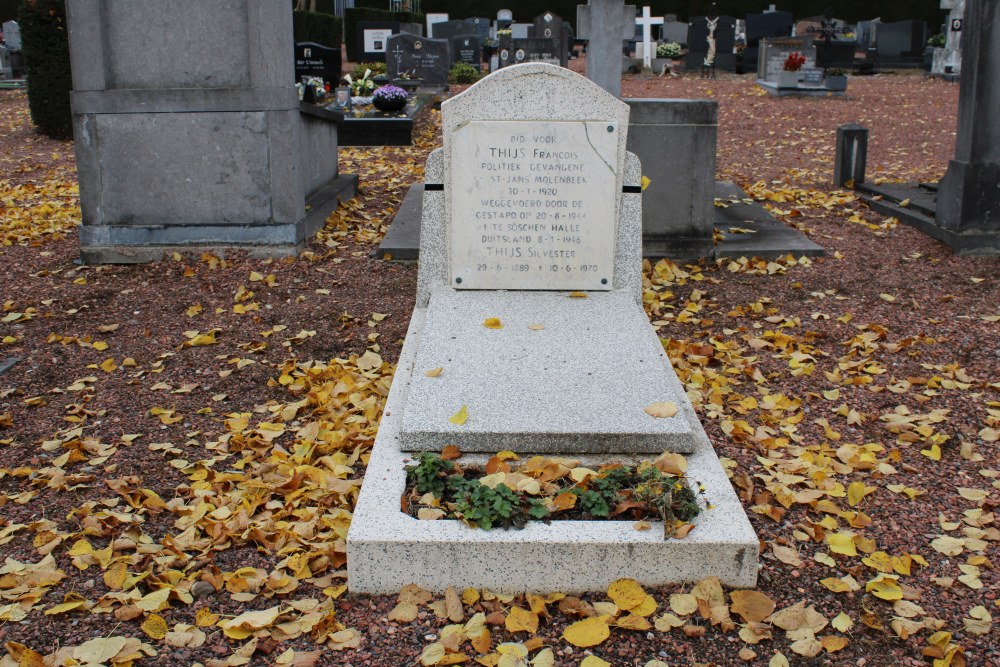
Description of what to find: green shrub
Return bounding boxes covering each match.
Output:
[18,0,72,139]
[292,10,342,47]
[448,62,481,84]
[351,61,386,79]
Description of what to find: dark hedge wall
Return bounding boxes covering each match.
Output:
[18,0,72,139]
[419,0,945,33]
[293,10,343,46]
[0,0,18,23]
[344,7,424,61]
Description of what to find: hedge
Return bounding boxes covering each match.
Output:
[0,0,18,23]
[293,10,342,47]
[289,0,335,16]
[18,0,72,139]
[344,7,424,62]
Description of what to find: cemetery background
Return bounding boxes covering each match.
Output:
[1,32,1000,667]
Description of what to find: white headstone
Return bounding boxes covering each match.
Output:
[426,13,449,38]
[2,21,20,51]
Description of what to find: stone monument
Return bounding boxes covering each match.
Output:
[932,0,965,77]
[577,0,636,97]
[348,63,758,593]
[66,0,357,263]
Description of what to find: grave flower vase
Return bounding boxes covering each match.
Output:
[779,70,800,88]
[373,96,407,112]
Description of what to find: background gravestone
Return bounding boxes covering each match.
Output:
[876,20,927,66]
[386,32,450,83]
[294,42,341,85]
[661,17,689,44]
[356,21,421,63]
[757,36,816,82]
[686,15,737,70]
[66,0,356,263]
[744,10,792,72]
[431,19,476,43]
[451,34,482,67]
[932,0,965,76]
[512,37,560,65]
[466,17,491,39]
[532,11,568,67]
[2,19,19,50]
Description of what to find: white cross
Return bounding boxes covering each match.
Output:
[635,6,664,68]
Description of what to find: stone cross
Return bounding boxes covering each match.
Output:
[577,0,636,97]
[635,6,664,68]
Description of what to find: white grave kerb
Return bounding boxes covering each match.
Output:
[635,6,664,68]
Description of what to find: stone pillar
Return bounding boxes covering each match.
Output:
[834,123,869,187]
[626,99,717,258]
[577,0,635,97]
[67,0,356,263]
[935,0,999,239]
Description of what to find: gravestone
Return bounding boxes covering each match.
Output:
[432,19,476,42]
[876,20,927,65]
[294,42,342,85]
[745,10,792,70]
[634,6,664,68]
[348,63,759,593]
[0,45,11,81]
[512,38,560,65]
[386,32,450,83]
[855,19,879,53]
[531,11,569,67]
[511,23,531,39]
[935,0,1000,249]
[932,0,964,75]
[577,0,636,97]
[757,36,816,82]
[466,17,491,39]
[686,15,737,70]
[451,34,482,67]
[2,20,20,51]
[426,12,449,37]
[66,0,356,263]
[497,9,513,30]
[356,21,421,62]
[661,17,688,44]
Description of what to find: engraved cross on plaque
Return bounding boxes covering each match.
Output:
[392,44,404,72]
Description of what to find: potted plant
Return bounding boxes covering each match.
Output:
[779,51,806,87]
[825,67,848,91]
[341,69,376,104]
[371,84,408,112]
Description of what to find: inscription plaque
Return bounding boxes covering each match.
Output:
[450,120,618,290]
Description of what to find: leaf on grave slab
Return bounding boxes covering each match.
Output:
[644,402,679,419]
[99,358,118,373]
[768,601,828,633]
[44,592,91,615]
[420,642,446,666]
[568,292,588,298]
[135,587,171,612]
[630,595,658,617]
[672,523,695,539]
[963,606,992,636]
[505,606,538,634]
[425,367,444,378]
[654,613,685,631]
[527,324,545,330]
[562,616,611,647]
[790,633,823,657]
[449,405,469,425]
[847,481,875,506]
[898,198,910,207]
[418,508,446,520]
[827,532,858,556]
[219,606,282,639]
[440,444,461,460]
[930,535,964,556]
[141,613,169,640]
[607,578,646,611]
[483,317,504,329]
[641,176,651,191]
[445,586,464,622]
[653,451,687,475]
[729,590,775,623]
[580,656,611,667]
[616,613,652,631]
[957,487,988,502]
[769,653,790,667]
[530,648,554,667]
[399,583,434,606]
[72,638,130,666]
[634,520,652,531]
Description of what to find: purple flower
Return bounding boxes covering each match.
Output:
[373,85,408,102]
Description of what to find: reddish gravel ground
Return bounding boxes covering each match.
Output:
[0,61,998,667]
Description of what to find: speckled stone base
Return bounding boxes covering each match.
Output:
[347,309,760,594]
[400,289,697,454]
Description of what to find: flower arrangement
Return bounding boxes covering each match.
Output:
[372,85,408,103]
[342,70,376,96]
[656,41,683,58]
[496,29,512,36]
[783,51,807,72]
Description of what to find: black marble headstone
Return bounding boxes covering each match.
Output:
[431,19,477,42]
[876,20,927,59]
[294,42,342,85]
[385,32,450,84]
[451,34,482,66]
[466,17,491,39]
[531,11,568,67]
[512,37,561,65]
[745,11,793,48]
[686,15,737,70]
